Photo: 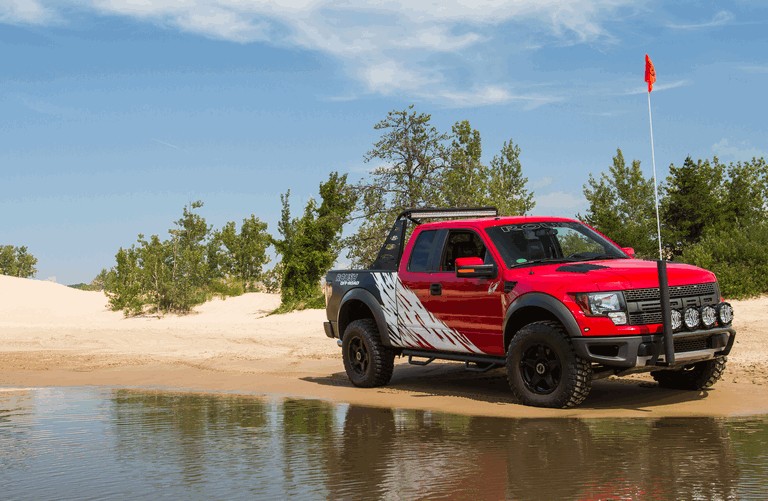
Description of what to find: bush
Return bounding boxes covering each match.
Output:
[0,245,37,278]
[681,223,768,299]
[105,202,272,316]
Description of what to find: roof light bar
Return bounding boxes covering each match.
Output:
[399,207,498,221]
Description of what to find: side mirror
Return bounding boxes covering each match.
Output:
[621,247,636,258]
[455,257,496,278]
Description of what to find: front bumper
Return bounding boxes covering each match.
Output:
[571,327,736,369]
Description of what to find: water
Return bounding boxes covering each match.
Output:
[1,387,767,500]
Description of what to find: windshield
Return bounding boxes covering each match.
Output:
[485,221,627,268]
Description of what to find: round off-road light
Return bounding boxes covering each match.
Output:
[683,307,700,330]
[670,309,683,331]
[717,302,734,325]
[700,305,717,328]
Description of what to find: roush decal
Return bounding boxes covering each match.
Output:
[372,272,483,354]
[334,273,360,286]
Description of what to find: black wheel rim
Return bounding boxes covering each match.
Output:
[519,343,561,395]
[348,336,370,376]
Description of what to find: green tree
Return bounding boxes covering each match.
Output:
[218,215,271,291]
[109,246,144,315]
[580,149,659,258]
[0,245,18,276]
[274,172,357,310]
[442,120,485,207]
[0,245,38,278]
[91,268,114,291]
[347,105,448,267]
[165,201,211,311]
[661,156,726,253]
[486,139,535,216]
[106,201,226,315]
[348,107,535,266]
[682,222,768,298]
[721,157,768,228]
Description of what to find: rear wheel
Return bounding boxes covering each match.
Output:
[506,321,592,408]
[651,357,727,390]
[342,319,395,388]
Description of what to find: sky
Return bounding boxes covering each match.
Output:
[1,1,767,284]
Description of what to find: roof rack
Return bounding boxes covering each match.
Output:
[370,206,499,270]
[397,207,498,224]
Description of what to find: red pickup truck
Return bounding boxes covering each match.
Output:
[323,208,735,408]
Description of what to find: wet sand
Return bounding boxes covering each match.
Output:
[1,275,766,418]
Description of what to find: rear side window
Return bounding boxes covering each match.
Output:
[408,230,438,272]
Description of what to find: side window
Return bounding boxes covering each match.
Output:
[408,230,438,272]
[441,230,489,271]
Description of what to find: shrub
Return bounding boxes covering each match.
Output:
[681,223,768,299]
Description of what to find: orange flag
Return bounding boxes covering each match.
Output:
[645,54,656,92]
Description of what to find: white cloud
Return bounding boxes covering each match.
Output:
[666,10,733,30]
[623,79,690,96]
[531,176,553,189]
[0,0,55,24]
[533,191,586,216]
[712,139,766,161]
[358,60,441,95]
[8,0,643,106]
[151,138,181,150]
[432,85,561,108]
[738,64,768,74]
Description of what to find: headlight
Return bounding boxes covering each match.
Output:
[588,292,622,314]
[574,292,627,325]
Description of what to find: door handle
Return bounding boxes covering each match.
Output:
[430,283,442,296]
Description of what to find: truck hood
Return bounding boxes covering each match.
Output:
[504,258,717,293]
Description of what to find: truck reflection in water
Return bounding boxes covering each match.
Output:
[1,388,766,499]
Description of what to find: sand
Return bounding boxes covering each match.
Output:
[1,274,766,418]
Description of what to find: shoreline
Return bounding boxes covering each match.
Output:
[2,352,767,419]
[1,275,767,419]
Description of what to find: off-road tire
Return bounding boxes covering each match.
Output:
[506,321,592,408]
[342,319,395,388]
[651,357,727,390]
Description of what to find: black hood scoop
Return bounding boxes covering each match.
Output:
[556,263,609,273]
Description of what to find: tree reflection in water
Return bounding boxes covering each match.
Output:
[105,391,765,499]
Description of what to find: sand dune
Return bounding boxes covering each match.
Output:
[1,274,766,418]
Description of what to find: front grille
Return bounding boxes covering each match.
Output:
[629,311,663,325]
[674,337,708,353]
[624,283,717,301]
[625,282,719,326]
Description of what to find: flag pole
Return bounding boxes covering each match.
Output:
[647,91,663,260]
[645,54,663,260]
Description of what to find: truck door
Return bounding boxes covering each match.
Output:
[399,228,504,356]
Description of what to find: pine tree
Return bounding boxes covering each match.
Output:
[487,140,535,216]
[346,106,448,267]
[580,149,658,257]
[274,172,357,310]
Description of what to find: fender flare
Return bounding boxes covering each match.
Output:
[503,292,582,339]
[338,288,392,347]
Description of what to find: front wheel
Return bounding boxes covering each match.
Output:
[342,319,395,388]
[506,321,592,408]
[651,357,727,390]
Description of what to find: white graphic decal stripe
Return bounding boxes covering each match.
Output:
[372,272,483,354]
